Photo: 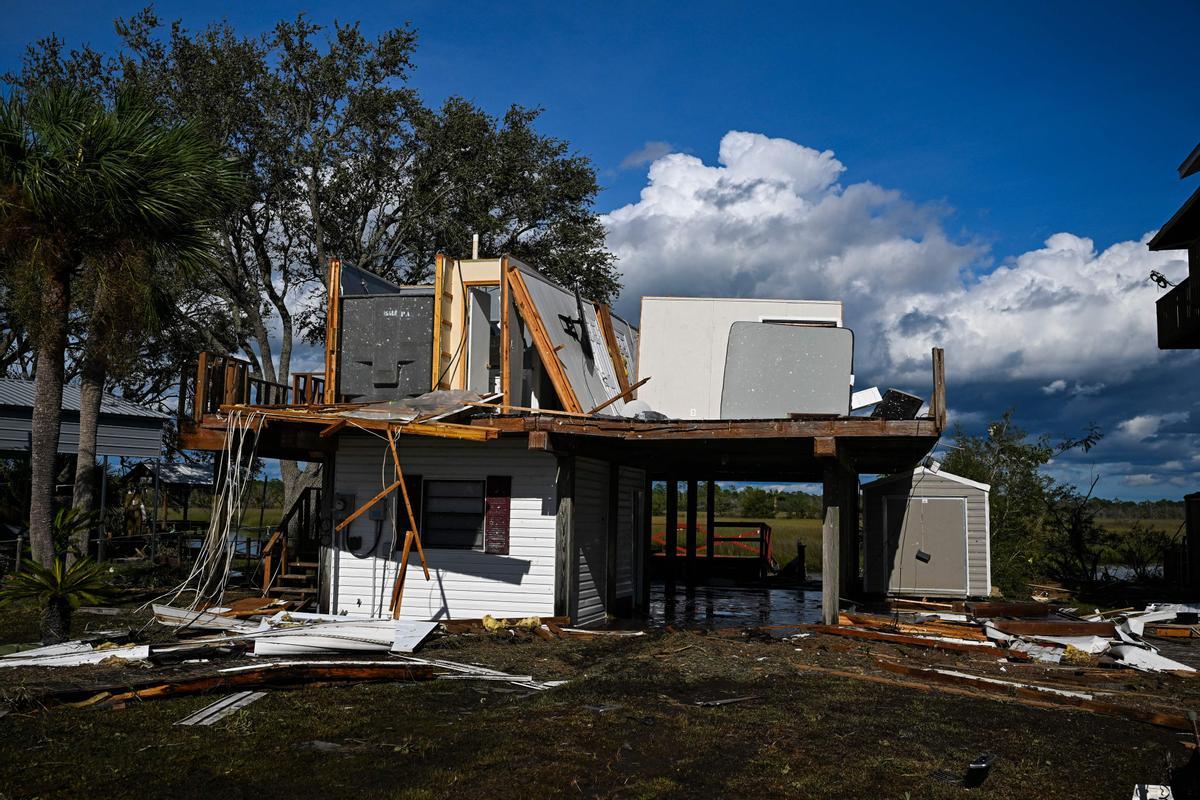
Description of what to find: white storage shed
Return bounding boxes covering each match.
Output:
[862,467,991,598]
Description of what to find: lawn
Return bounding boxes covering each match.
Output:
[0,600,1192,799]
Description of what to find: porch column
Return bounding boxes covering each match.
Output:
[819,433,859,623]
[665,479,678,588]
[705,480,716,568]
[685,478,698,586]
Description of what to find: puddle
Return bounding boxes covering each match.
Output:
[646,583,823,630]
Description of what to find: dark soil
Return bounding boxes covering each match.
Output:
[0,605,1194,799]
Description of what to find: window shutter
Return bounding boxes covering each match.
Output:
[484,475,512,555]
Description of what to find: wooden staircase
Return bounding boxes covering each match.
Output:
[261,487,323,605]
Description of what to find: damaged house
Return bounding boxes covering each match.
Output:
[179,254,947,626]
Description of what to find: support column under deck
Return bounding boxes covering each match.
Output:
[665,479,678,589]
[685,478,698,586]
[821,461,858,625]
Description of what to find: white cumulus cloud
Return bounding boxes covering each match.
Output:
[603,131,1189,390]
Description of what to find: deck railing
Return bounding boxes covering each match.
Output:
[1157,276,1200,350]
[180,352,315,421]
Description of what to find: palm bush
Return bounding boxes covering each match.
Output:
[0,557,111,644]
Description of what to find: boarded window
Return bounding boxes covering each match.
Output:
[422,480,485,549]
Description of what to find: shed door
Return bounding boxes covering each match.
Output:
[885,496,968,596]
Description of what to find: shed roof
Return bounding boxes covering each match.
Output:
[0,378,168,419]
[862,466,990,493]
[1148,185,1200,251]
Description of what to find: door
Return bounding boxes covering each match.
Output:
[885,496,968,596]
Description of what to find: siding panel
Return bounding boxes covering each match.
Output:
[572,457,610,626]
[330,435,558,621]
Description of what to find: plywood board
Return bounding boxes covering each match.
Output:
[720,322,853,418]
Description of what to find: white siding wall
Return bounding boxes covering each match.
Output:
[572,457,610,626]
[330,435,558,620]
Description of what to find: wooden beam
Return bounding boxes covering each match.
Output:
[389,529,414,619]
[476,415,941,441]
[594,303,631,394]
[500,255,511,405]
[586,376,651,416]
[324,258,342,404]
[388,428,429,580]
[431,252,444,390]
[931,347,946,431]
[504,261,583,413]
[528,430,551,451]
[318,419,347,438]
[813,437,837,458]
[334,479,401,533]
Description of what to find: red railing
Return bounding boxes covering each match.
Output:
[652,522,774,563]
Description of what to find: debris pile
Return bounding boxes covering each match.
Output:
[815,600,1200,675]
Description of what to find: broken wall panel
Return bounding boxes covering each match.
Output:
[510,261,629,416]
[637,297,844,419]
[719,322,854,418]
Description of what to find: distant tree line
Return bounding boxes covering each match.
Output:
[651,483,823,519]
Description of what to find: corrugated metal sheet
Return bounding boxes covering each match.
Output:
[0,379,168,419]
[0,410,164,458]
[331,435,558,621]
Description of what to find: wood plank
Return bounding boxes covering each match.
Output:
[473,415,941,441]
[803,624,1025,658]
[966,601,1057,618]
[388,428,429,580]
[992,620,1116,637]
[432,252,445,390]
[586,376,651,416]
[500,255,511,405]
[334,479,402,533]
[324,258,342,403]
[931,347,946,431]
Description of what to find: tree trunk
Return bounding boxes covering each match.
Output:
[28,263,72,567]
[41,596,73,645]
[71,346,108,561]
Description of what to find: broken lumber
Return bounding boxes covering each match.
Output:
[801,624,1027,659]
[103,662,435,707]
[875,659,1195,732]
[991,620,1116,637]
[966,601,1057,618]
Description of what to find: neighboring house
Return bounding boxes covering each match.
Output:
[0,378,167,460]
[1151,142,1200,589]
[180,255,947,626]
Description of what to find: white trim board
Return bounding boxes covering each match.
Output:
[862,466,991,494]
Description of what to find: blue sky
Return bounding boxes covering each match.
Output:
[5,2,1200,499]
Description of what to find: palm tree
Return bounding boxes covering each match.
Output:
[0,86,241,566]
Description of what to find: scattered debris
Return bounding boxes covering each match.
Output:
[174,690,267,726]
[694,696,761,707]
[0,641,150,668]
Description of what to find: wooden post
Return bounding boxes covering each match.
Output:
[705,480,715,564]
[324,258,342,404]
[639,474,652,613]
[193,352,208,420]
[685,478,698,586]
[665,480,678,582]
[500,255,511,404]
[931,347,946,430]
[821,464,841,625]
[841,471,859,596]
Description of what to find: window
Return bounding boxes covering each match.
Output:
[422,480,486,550]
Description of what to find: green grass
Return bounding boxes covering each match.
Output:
[1096,517,1184,536]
